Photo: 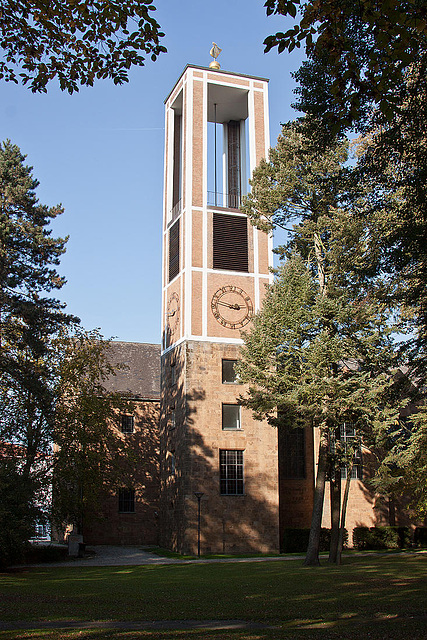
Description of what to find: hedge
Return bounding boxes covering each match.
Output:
[282,528,348,553]
[414,527,427,546]
[352,526,412,550]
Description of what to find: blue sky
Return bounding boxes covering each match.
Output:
[0,0,305,345]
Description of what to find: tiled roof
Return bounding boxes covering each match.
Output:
[103,341,160,400]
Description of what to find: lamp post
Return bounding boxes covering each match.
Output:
[193,492,204,557]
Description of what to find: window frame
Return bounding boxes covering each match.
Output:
[118,488,135,513]
[280,425,306,479]
[120,414,134,434]
[339,423,363,480]
[222,359,239,384]
[219,449,244,495]
[222,403,241,430]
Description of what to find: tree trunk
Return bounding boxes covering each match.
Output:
[304,428,328,566]
[337,463,352,565]
[328,468,341,563]
[304,227,329,566]
[314,230,326,296]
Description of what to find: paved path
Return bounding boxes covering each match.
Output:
[14,545,427,568]
[0,619,279,631]
[21,544,300,567]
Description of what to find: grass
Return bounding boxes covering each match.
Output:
[0,554,426,639]
[141,546,284,559]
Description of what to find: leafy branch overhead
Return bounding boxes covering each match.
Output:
[263,0,427,127]
[0,0,166,93]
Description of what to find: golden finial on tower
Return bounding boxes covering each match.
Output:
[209,42,222,69]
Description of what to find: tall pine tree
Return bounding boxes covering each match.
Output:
[0,140,76,561]
[239,119,398,564]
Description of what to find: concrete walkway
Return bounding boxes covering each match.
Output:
[15,544,427,568]
[0,619,279,631]
[23,544,298,567]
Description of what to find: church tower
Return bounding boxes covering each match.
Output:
[160,62,280,553]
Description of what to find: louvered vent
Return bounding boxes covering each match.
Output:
[213,212,248,272]
[169,219,180,282]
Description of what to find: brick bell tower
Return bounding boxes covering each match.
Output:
[160,57,280,554]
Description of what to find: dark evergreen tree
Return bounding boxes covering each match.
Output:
[239,119,398,565]
[263,2,427,513]
[0,140,77,559]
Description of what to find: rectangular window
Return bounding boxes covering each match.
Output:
[220,450,244,495]
[169,219,180,282]
[280,425,306,479]
[121,414,134,434]
[340,423,363,480]
[222,404,241,430]
[171,361,176,386]
[118,488,135,513]
[170,409,176,430]
[213,212,248,272]
[222,359,239,384]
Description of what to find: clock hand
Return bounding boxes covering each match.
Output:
[217,301,242,310]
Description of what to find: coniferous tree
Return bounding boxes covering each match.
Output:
[0,140,76,559]
[239,119,398,565]
[0,140,76,374]
[264,3,427,521]
[0,140,76,451]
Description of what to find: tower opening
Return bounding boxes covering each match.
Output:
[169,90,183,222]
[207,83,248,209]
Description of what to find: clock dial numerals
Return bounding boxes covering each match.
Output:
[211,286,253,329]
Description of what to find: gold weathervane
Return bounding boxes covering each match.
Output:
[209,43,222,69]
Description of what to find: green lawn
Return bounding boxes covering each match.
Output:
[0,554,426,639]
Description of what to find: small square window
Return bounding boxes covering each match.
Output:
[222,359,239,384]
[222,404,241,430]
[118,488,135,513]
[121,415,134,434]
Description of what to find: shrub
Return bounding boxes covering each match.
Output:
[353,526,411,550]
[414,527,427,547]
[394,526,412,548]
[0,464,39,568]
[24,544,68,564]
[282,528,310,553]
[282,528,348,553]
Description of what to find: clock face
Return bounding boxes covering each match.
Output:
[167,292,180,335]
[211,285,253,329]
